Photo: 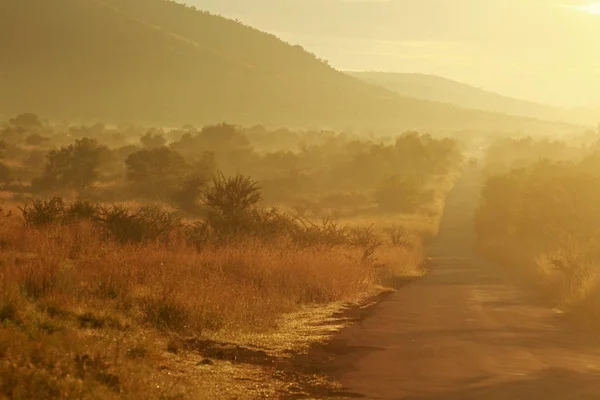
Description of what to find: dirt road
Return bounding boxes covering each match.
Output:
[323,166,600,399]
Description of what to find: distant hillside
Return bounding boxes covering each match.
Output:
[0,0,581,133]
[348,71,599,127]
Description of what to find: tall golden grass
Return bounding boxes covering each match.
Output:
[0,214,424,398]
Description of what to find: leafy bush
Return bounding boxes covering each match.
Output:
[9,113,43,130]
[171,174,209,214]
[98,205,183,244]
[20,198,104,226]
[205,174,262,214]
[140,130,167,149]
[64,200,101,222]
[476,141,600,317]
[33,138,109,191]
[19,198,181,244]
[125,147,189,198]
[476,160,600,254]
[203,174,263,236]
[20,197,66,225]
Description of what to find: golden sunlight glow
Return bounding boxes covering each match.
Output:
[578,2,600,14]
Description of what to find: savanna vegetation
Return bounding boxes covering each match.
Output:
[0,113,462,398]
[476,134,600,326]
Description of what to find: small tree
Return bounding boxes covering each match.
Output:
[33,138,108,191]
[204,174,262,216]
[125,147,189,198]
[203,174,262,235]
[171,174,209,214]
[9,113,43,130]
[140,131,167,149]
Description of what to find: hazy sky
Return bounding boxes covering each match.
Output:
[189,0,600,107]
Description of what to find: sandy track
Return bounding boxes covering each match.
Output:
[321,166,600,399]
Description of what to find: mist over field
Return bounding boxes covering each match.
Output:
[1,0,600,398]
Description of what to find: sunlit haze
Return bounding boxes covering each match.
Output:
[191,0,600,108]
[6,1,600,397]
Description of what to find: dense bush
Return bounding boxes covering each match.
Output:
[140,130,167,149]
[1,115,462,225]
[171,174,209,214]
[18,174,393,257]
[476,159,600,255]
[125,147,189,198]
[21,197,67,225]
[99,205,183,244]
[1,113,47,145]
[204,174,262,230]
[476,140,600,315]
[483,137,583,177]
[9,113,43,130]
[32,138,110,191]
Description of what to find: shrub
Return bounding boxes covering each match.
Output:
[20,197,66,225]
[291,217,350,248]
[204,174,262,216]
[20,198,102,226]
[9,113,43,130]
[125,147,189,198]
[34,138,109,190]
[64,200,101,222]
[140,131,167,149]
[171,174,209,214]
[98,205,182,244]
[348,225,384,263]
[203,174,262,235]
[386,225,415,250]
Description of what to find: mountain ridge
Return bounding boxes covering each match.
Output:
[0,0,583,134]
[348,71,599,127]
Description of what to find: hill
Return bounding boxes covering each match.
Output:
[348,71,599,127]
[0,0,582,133]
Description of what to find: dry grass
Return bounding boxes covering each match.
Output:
[0,214,424,398]
[0,220,383,332]
[535,249,600,321]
